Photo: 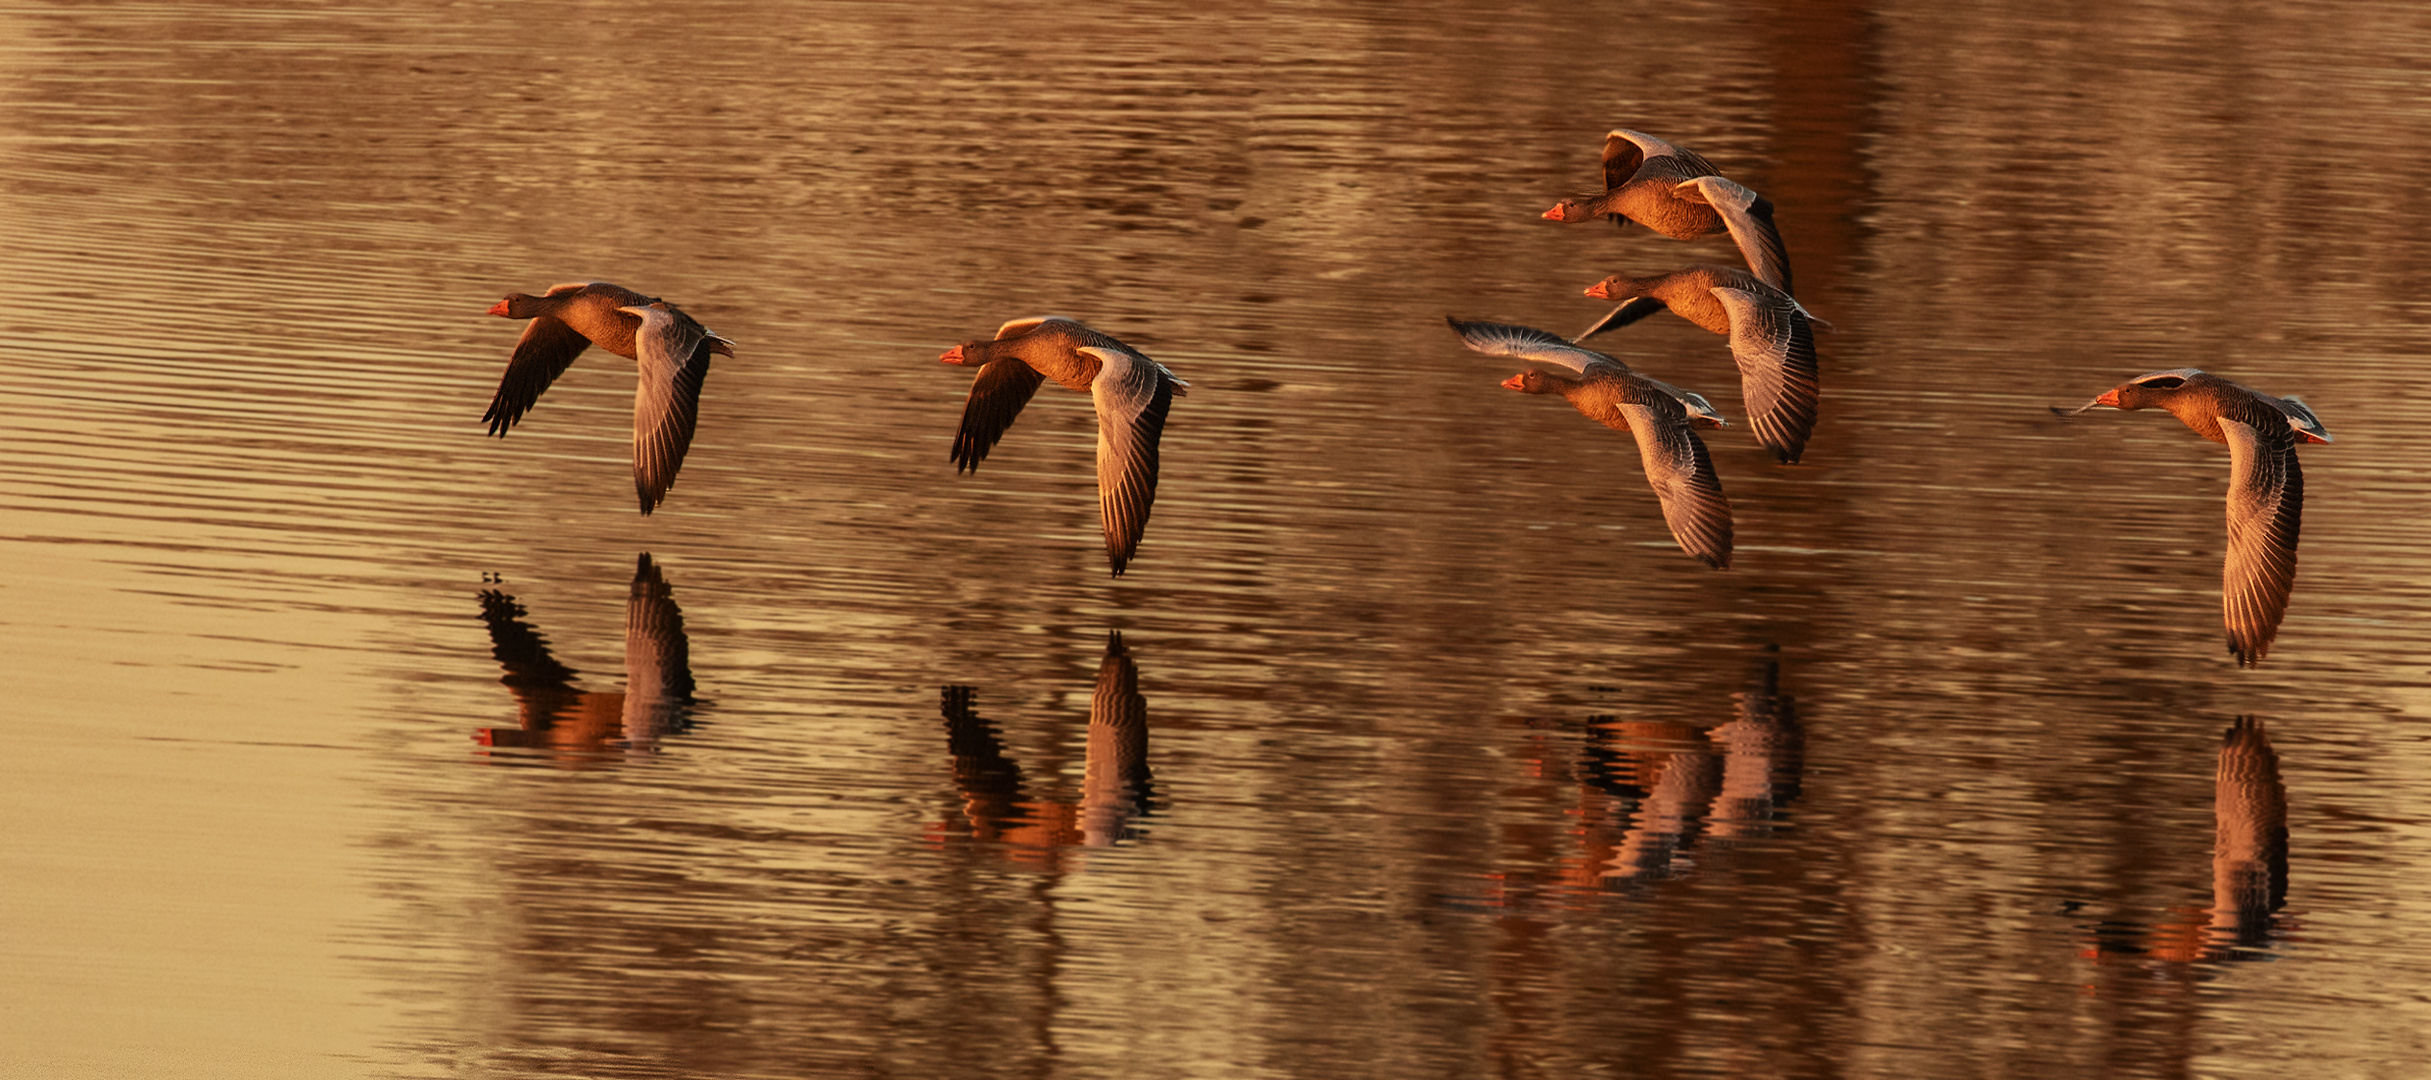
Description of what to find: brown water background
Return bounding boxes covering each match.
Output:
[6,2,2431,1077]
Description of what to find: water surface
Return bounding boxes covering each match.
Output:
[7,2,2431,1077]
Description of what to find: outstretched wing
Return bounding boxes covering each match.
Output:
[631,308,715,514]
[951,359,1047,473]
[1446,316,1625,375]
[1601,130,1654,190]
[1638,375,1730,429]
[484,315,592,436]
[1708,286,1821,463]
[1607,129,1721,185]
[1676,175,1793,296]
[1573,297,1666,343]
[2219,418,2303,666]
[1085,346,1178,576]
[1615,399,1734,569]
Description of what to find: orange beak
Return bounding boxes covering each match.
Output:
[1539,205,1564,221]
[939,345,966,364]
[1500,373,1528,390]
[486,299,512,317]
[1583,281,1612,299]
[2093,388,2123,407]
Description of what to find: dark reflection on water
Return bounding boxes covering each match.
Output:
[935,631,1158,854]
[471,554,699,760]
[2083,717,2289,966]
[1474,647,1804,906]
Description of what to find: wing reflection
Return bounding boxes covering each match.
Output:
[2083,717,2289,965]
[472,553,698,759]
[1708,649,1805,841]
[2208,717,2290,950]
[1592,720,1721,885]
[1596,649,1804,885]
[1485,647,1807,906]
[933,631,1157,857]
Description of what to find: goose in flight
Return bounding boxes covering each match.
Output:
[1575,264,1823,463]
[482,282,733,514]
[940,316,1188,577]
[1447,317,1734,569]
[1541,130,1795,295]
[2058,370,2331,666]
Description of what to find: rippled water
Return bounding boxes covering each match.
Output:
[8,2,2431,1077]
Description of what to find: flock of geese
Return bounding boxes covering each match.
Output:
[477,129,2333,667]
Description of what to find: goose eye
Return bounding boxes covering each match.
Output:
[2137,376,2186,389]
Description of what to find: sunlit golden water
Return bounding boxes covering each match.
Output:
[6,1,2431,1077]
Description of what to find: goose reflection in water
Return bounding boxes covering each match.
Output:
[1584,649,1804,886]
[471,553,698,759]
[1706,649,1805,842]
[2085,717,2289,965]
[1477,648,1803,908]
[932,631,1156,856]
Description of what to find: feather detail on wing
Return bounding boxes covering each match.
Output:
[2219,418,2303,666]
[952,359,1048,473]
[1606,129,1721,184]
[1601,130,1654,191]
[1676,175,1794,296]
[627,306,714,514]
[1446,316,1624,376]
[1708,286,1821,463]
[2276,396,2333,443]
[484,315,592,436]
[1615,400,1734,569]
[1574,297,1665,343]
[1084,346,1178,576]
[1639,376,1729,429]
[997,315,1079,339]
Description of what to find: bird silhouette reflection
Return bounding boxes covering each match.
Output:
[2085,717,2289,964]
[472,553,698,758]
[1707,651,1806,842]
[1478,648,1804,907]
[1582,649,1804,885]
[933,631,1157,854]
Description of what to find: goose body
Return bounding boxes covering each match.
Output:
[2063,369,2330,666]
[940,316,1188,576]
[1542,131,1795,295]
[482,282,733,514]
[1446,317,1733,569]
[1578,265,1823,463]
